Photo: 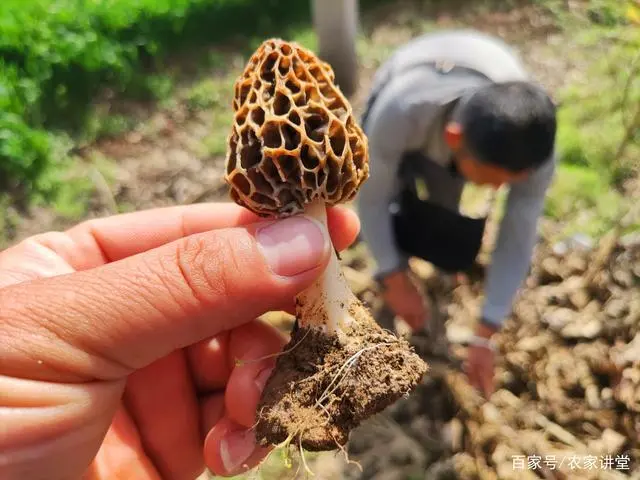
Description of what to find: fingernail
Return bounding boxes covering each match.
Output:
[255,366,274,392]
[220,428,256,473]
[256,216,328,277]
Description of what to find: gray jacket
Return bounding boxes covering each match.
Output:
[357,30,556,328]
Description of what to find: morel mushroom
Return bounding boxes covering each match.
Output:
[224,38,427,451]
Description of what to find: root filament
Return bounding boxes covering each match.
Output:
[254,317,428,453]
[315,342,393,407]
[299,432,316,477]
[235,328,311,367]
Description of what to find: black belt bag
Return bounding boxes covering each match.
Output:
[390,154,487,274]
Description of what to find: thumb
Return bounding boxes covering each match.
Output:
[0,215,330,383]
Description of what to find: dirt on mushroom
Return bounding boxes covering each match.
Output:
[224,38,427,451]
[256,307,427,451]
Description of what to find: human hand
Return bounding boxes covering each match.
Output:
[466,322,498,398]
[381,270,429,332]
[0,202,359,480]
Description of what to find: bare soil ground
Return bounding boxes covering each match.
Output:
[334,231,640,480]
[4,1,639,479]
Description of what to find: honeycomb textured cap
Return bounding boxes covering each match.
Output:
[224,38,369,217]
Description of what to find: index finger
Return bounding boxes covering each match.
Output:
[66,203,257,268]
[60,203,359,270]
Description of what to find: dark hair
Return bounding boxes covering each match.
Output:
[456,81,557,172]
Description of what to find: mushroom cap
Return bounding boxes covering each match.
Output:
[224,38,369,217]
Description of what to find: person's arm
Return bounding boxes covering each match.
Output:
[357,98,414,278]
[358,97,437,331]
[481,153,557,329]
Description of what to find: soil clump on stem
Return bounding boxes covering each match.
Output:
[256,313,428,451]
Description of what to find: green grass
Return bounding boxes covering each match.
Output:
[553,32,639,179]
[36,151,118,221]
[83,113,140,143]
[184,75,235,158]
[544,164,627,237]
[186,78,228,112]
[0,194,22,250]
[541,1,640,236]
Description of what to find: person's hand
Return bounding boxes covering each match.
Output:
[0,202,359,480]
[381,270,429,332]
[466,322,498,398]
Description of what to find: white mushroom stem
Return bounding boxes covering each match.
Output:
[295,199,364,338]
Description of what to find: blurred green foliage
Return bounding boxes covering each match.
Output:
[0,0,316,197]
[549,2,639,225]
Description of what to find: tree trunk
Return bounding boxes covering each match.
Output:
[312,0,359,97]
